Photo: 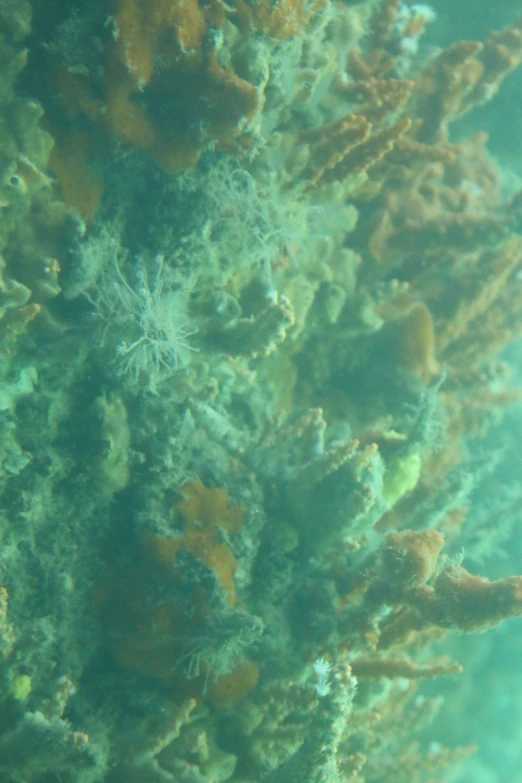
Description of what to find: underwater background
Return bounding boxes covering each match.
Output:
[0,0,522,781]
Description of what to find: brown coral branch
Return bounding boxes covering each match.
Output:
[381,529,445,589]
[344,78,414,126]
[369,0,401,51]
[436,237,522,354]
[351,655,462,680]
[415,41,484,141]
[320,118,412,184]
[301,115,372,185]
[407,566,522,633]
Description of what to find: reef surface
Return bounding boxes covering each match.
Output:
[0,0,522,781]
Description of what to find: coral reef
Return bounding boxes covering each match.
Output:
[1,0,522,782]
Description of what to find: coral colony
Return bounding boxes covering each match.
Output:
[0,0,521,781]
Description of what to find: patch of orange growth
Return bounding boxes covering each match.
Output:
[413,567,522,632]
[105,0,207,162]
[383,529,445,588]
[104,59,156,152]
[398,301,439,382]
[97,482,248,684]
[105,0,260,171]
[49,129,104,223]
[114,0,207,90]
[381,299,439,383]
[158,59,260,169]
[144,481,246,604]
[47,69,108,221]
[209,660,260,707]
[113,598,186,679]
[48,0,262,218]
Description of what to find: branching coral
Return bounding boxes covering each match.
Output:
[0,677,102,782]
[260,661,357,783]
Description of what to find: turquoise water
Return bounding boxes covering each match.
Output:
[0,1,521,781]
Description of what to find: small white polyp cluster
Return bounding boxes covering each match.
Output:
[312,656,332,697]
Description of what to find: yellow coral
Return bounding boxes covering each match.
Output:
[382,450,422,509]
[10,674,32,702]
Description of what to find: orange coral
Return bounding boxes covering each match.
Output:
[368,0,401,50]
[319,118,412,185]
[410,567,522,632]
[436,236,522,365]
[340,78,414,125]
[104,0,262,171]
[48,0,263,218]
[208,659,260,707]
[110,596,187,679]
[97,481,247,680]
[49,129,104,222]
[113,0,207,90]
[300,115,372,185]
[144,481,246,604]
[415,20,522,143]
[382,529,445,589]
[377,299,439,383]
[378,565,522,649]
